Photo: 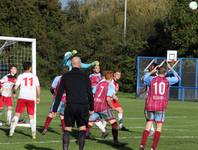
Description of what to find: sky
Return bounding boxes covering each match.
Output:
[60,0,68,9]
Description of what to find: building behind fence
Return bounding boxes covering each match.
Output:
[136,56,198,101]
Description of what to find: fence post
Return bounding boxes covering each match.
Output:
[178,59,183,101]
[195,59,198,99]
[136,56,140,97]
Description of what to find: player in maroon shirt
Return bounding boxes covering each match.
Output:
[139,63,180,150]
[89,65,102,89]
[86,71,125,146]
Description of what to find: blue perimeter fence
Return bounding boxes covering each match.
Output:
[136,56,198,101]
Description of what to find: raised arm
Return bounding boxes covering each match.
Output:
[166,69,180,85]
[80,63,92,69]
[81,61,99,69]
[143,73,154,86]
[143,66,158,86]
[166,62,180,85]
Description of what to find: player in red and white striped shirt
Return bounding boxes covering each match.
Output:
[9,62,40,139]
[0,65,17,125]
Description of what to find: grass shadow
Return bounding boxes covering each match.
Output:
[24,144,55,150]
[37,125,61,135]
[96,139,134,150]
[0,126,10,136]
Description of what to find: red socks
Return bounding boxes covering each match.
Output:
[61,119,65,131]
[152,131,161,150]
[44,116,53,129]
[140,130,150,147]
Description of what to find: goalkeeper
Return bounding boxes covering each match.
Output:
[63,50,99,70]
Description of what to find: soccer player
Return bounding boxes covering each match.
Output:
[42,67,68,135]
[111,71,129,131]
[63,50,99,71]
[89,65,102,89]
[0,65,17,125]
[142,63,159,136]
[89,65,108,135]
[139,63,180,150]
[87,71,124,146]
[9,61,40,139]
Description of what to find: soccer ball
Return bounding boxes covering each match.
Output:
[189,1,198,10]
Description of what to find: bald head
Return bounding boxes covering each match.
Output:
[71,56,81,68]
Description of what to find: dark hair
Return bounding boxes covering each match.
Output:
[114,70,121,74]
[9,64,17,70]
[23,61,32,71]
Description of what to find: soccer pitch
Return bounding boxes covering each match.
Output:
[0,89,198,150]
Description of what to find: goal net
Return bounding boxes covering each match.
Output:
[0,36,36,128]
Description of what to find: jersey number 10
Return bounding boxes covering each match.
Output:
[153,82,166,95]
[23,77,33,86]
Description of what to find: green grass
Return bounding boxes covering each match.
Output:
[0,90,198,150]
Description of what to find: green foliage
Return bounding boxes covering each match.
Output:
[0,0,197,92]
[148,0,198,57]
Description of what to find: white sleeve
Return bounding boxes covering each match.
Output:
[34,76,40,86]
[15,75,21,86]
[0,76,8,83]
[51,76,60,89]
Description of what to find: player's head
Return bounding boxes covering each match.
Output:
[62,66,68,74]
[9,65,17,75]
[158,66,167,76]
[114,71,121,81]
[71,56,81,68]
[23,61,32,72]
[92,65,100,73]
[104,71,114,81]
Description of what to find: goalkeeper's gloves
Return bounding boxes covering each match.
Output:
[71,50,77,55]
[91,61,100,66]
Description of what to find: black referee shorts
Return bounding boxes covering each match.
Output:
[64,104,89,127]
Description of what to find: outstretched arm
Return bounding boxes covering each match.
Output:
[81,62,92,69]
[81,61,99,69]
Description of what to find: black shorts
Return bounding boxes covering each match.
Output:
[64,104,89,127]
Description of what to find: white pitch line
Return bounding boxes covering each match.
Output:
[34,116,188,124]
[0,136,197,145]
[124,116,188,120]
[127,126,191,131]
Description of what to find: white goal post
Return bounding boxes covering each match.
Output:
[0,36,36,128]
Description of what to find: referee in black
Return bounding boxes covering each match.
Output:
[52,56,94,150]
